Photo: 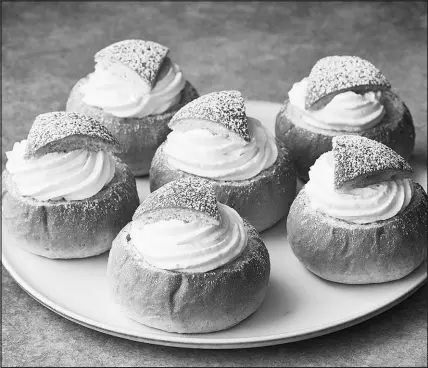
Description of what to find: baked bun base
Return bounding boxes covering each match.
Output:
[107,219,270,333]
[149,141,297,232]
[66,76,199,177]
[287,182,428,284]
[275,90,415,181]
[2,158,140,259]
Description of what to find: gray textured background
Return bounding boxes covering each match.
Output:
[2,2,427,367]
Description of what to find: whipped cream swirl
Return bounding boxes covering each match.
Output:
[163,117,278,181]
[6,140,116,201]
[82,58,186,118]
[130,203,247,273]
[305,151,413,224]
[288,77,385,132]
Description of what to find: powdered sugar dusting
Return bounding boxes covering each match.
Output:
[169,90,251,142]
[134,177,220,222]
[306,56,391,109]
[25,111,120,158]
[333,135,413,189]
[95,39,169,88]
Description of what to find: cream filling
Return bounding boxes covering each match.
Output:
[163,117,278,181]
[305,151,413,224]
[288,77,385,132]
[130,203,247,273]
[5,140,115,201]
[82,59,186,118]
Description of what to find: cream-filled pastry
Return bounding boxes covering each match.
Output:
[66,39,199,176]
[287,135,427,284]
[150,90,296,232]
[107,177,270,333]
[275,56,415,181]
[2,112,140,259]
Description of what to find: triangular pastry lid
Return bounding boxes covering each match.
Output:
[25,111,121,158]
[333,135,413,190]
[169,90,251,142]
[95,39,169,89]
[305,56,391,110]
[133,177,221,225]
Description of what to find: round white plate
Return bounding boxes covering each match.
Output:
[2,101,427,349]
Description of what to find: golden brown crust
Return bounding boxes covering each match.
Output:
[149,140,297,232]
[1,158,140,259]
[275,90,415,181]
[65,75,199,176]
[286,182,428,284]
[106,219,270,333]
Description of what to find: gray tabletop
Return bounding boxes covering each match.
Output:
[2,2,427,367]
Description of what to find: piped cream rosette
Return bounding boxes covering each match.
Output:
[6,140,116,201]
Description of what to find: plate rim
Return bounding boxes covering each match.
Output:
[2,99,427,349]
[2,253,426,349]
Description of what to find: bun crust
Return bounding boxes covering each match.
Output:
[2,158,140,259]
[275,90,415,181]
[287,182,428,284]
[66,75,199,176]
[106,220,270,333]
[149,140,297,232]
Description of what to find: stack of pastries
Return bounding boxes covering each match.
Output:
[2,49,427,334]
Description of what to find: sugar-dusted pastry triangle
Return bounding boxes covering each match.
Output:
[305,56,391,110]
[168,90,251,142]
[133,177,221,225]
[333,135,413,190]
[95,39,169,89]
[24,111,121,158]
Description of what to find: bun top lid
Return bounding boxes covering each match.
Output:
[94,39,170,89]
[133,177,221,225]
[305,56,391,110]
[168,90,251,143]
[332,135,413,190]
[24,111,121,158]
